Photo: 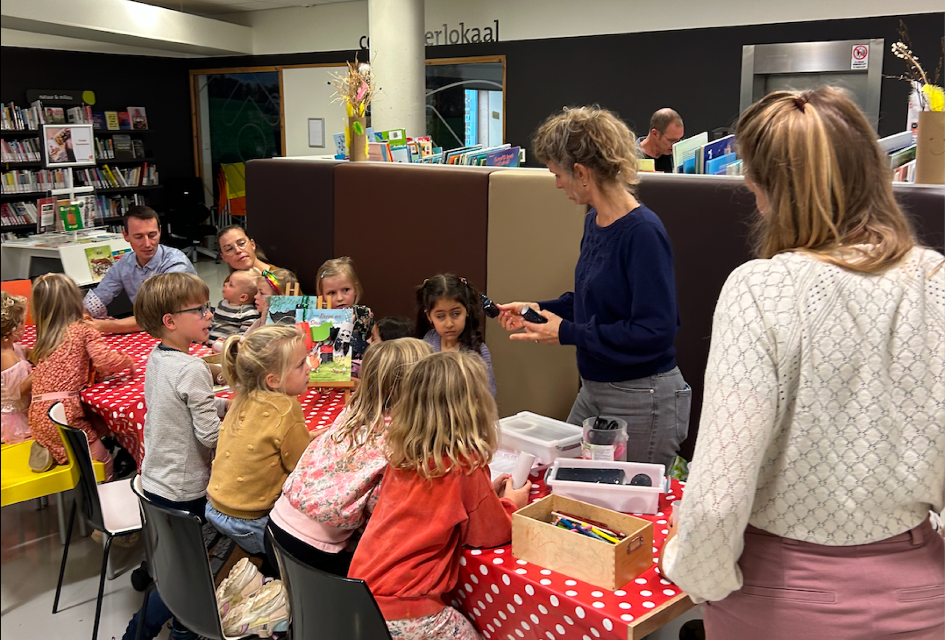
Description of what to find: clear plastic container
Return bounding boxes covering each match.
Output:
[546,458,666,514]
[581,416,628,461]
[497,411,583,465]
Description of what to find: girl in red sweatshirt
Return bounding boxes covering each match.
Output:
[348,351,531,639]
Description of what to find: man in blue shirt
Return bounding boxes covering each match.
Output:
[83,206,197,334]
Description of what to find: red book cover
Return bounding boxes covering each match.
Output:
[117,111,132,130]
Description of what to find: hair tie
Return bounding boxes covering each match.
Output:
[459,277,468,286]
[262,270,281,294]
[793,93,810,113]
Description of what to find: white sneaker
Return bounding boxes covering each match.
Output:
[221,580,288,638]
[215,557,262,616]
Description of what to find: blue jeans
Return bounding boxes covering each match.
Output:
[205,503,268,555]
[568,366,691,470]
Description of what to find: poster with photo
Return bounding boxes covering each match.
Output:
[42,124,95,167]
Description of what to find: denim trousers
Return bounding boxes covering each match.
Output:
[205,502,269,556]
[567,366,691,470]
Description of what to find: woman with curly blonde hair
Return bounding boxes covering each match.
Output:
[498,105,690,470]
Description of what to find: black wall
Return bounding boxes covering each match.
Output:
[427,13,945,152]
[1,47,194,181]
[3,12,941,174]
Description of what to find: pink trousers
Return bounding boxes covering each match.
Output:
[705,519,944,640]
[87,438,114,481]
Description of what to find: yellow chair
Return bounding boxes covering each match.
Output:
[1,439,106,545]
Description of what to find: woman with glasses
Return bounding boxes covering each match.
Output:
[497,105,690,471]
[217,225,274,273]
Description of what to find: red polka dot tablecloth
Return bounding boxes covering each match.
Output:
[453,477,690,640]
[19,328,347,466]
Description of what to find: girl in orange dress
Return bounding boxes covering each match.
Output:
[28,274,134,480]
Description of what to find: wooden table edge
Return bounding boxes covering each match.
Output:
[627,591,695,640]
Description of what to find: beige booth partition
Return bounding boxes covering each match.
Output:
[486,169,586,420]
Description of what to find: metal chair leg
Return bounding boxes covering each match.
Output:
[91,534,114,640]
[52,498,77,613]
[134,582,156,640]
[56,493,67,546]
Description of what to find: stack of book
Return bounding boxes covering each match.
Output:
[0,138,42,163]
[76,164,158,189]
[1,201,38,226]
[673,134,739,175]
[1,168,68,193]
[96,193,146,218]
[1,102,43,131]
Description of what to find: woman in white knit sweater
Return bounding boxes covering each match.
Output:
[661,86,944,639]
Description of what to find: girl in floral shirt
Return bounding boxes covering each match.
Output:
[268,338,431,575]
[29,274,134,479]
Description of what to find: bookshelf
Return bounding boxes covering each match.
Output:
[1,101,162,234]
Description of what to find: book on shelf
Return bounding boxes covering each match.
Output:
[117,112,132,130]
[44,107,66,124]
[94,137,115,161]
[672,133,709,174]
[113,134,135,160]
[1,102,43,131]
[0,201,38,226]
[127,107,148,130]
[91,111,106,130]
[0,138,42,163]
[695,135,735,174]
[889,145,917,169]
[1,168,69,194]
[132,139,146,159]
[105,111,120,131]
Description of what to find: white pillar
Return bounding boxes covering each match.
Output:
[368,0,425,139]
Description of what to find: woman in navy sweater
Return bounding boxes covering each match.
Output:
[498,106,690,469]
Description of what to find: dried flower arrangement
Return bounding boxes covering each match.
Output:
[889,21,944,112]
[331,56,377,159]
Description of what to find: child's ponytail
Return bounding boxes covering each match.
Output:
[221,334,242,389]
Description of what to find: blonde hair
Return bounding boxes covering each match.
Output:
[258,268,300,296]
[31,274,85,363]
[222,324,305,417]
[387,351,497,480]
[532,105,639,192]
[1,291,27,339]
[331,338,432,461]
[736,86,915,274]
[316,257,362,303]
[134,273,210,338]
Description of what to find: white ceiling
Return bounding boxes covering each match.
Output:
[135,0,359,17]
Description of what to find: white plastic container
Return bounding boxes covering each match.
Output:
[497,411,583,465]
[546,458,665,515]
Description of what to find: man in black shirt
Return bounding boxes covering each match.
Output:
[638,109,684,173]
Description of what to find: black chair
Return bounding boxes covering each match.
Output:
[267,524,392,640]
[49,403,142,640]
[130,476,240,640]
[163,177,217,262]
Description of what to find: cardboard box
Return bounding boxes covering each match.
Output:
[512,494,653,590]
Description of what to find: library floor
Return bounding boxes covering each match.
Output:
[1,258,228,640]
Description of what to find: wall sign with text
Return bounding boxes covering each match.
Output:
[359,20,500,49]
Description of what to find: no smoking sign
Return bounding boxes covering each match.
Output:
[851,44,869,70]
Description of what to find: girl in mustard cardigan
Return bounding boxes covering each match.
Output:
[206,324,312,557]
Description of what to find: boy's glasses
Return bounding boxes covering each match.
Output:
[172,303,212,317]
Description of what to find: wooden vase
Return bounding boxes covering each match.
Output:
[915,110,944,185]
[349,115,368,162]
